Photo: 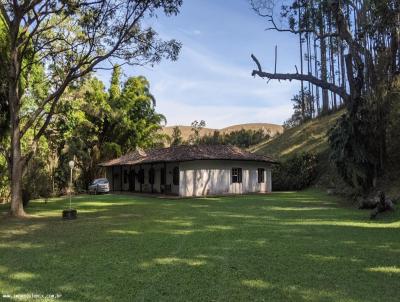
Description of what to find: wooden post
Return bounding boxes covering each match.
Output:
[111,166,114,191]
[150,164,154,193]
[129,166,132,192]
[120,165,123,191]
[140,164,142,193]
[163,162,166,193]
[133,166,136,192]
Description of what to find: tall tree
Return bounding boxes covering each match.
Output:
[0,19,8,145]
[189,120,206,145]
[251,0,400,192]
[112,76,166,151]
[109,65,122,104]
[284,89,315,129]
[0,0,182,216]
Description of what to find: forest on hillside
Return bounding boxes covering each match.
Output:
[167,121,273,147]
[251,0,400,195]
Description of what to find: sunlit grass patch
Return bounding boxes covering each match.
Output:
[366,266,400,274]
[0,190,399,301]
[10,272,37,281]
[241,279,271,289]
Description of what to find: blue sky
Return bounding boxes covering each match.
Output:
[99,0,300,128]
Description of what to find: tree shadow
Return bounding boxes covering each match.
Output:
[0,191,399,301]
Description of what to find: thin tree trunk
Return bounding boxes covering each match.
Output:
[313,33,320,115]
[319,13,329,113]
[328,13,337,110]
[306,32,314,117]
[340,41,346,95]
[298,4,305,120]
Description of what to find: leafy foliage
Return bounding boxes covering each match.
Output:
[199,129,271,148]
[284,89,316,129]
[252,0,400,195]
[272,152,318,191]
[387,76,400,163]
[112,76,166,151]
[1,0,183,215]
[328,110,376,193]
[8,71,167,198]
[188,120,206,145]
[0,19,9,143]
[61,74,166,190]
[170,126,183,146]
[0,155,8,203]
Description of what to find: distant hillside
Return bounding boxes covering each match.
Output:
[251,111,343,159]
[250,110,400,197]
[162,123,283,141]
[251,111,345,190]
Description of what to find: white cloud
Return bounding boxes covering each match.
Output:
[141,43,298,127]
[124,10,300,128]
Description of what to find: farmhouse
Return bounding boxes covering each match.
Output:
[99,145,276,197]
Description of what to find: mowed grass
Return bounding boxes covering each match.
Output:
[0,191,399,302]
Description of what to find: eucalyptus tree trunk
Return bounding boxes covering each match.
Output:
[340,41,346,98]
[319,17,329,113]
[313,33,321,114]
[298,4,305,120]
[328,13,337,110]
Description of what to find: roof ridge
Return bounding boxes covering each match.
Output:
[99,144,277,167]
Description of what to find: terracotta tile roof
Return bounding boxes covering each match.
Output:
[99,145,277,167]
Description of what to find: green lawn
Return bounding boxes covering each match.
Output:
[0,191,399,302]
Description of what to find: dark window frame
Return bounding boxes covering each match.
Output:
[173,167,179,186]
[149,167,155,185]
[138,169,145,184]
[161,168,166,185]
[232,168,242,183]
[123,169,128,184]
[257,168,265,183]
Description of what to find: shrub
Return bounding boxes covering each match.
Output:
[0,156,9,203]
[272,152,318,191]
[23,156,52,200]
[22,190,31,208]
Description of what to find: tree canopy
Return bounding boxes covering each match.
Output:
[0,0,182,216]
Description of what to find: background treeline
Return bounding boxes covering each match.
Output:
[168,120,272,148]
[0,66,167,202]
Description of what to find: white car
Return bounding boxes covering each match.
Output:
[88,178,110,194]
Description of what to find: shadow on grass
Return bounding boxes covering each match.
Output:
[0,191,399,301]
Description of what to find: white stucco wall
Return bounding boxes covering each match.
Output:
[179,160,272,197]
[106,160,272,197]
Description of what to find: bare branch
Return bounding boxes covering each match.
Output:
[251,54,350,101]
[0,3,11,28]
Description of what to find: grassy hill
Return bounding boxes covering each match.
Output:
[162,123,283,141]
[251,110,350,191]
[251,111,343,160]
[252,110,400,197]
